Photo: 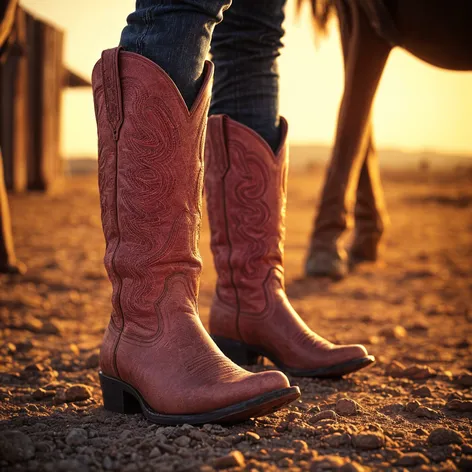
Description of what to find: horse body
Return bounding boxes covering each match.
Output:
[303,0,472,279]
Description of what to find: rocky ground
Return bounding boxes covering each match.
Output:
[0,166,471,472]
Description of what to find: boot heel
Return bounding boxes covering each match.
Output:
[212,336,262,366]
[99,373,142,414]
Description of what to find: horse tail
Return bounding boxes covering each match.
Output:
[296,0,336,37]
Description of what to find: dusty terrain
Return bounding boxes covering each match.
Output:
[0,165,471,471]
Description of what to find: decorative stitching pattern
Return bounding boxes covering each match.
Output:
[205,117,287,315]
[94,51,207,345]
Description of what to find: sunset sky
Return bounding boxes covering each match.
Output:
[21,0,472,158]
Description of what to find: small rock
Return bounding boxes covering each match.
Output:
[380,325,407,340]
[24,363,45,373]
[415,428,428,436]
[65,385,92,402]
[57,459,88,472]
[103,456,113,470]
[367,335,381,345]
[408,320,430,331]
[54,390,68,405]
[379,403,404,415]
[428,428,464,446]
[406,400,421,412]
[245,432,260,442]
[23,318,43,332]
[395,452,430,467]
[415,406,440,419]
[340,463,365,472]
[412,385,432,397]
[279,457,294,468]
[447,400,472,412]
[322,433,352,448]
[0,430,35,462]
[336,398,360,416]
[6,343,16,354]
[85,353,100,369]
[174,435,191,447]
[41,320,61,335]
[65,428,87,447]
[353,432,385,450]
[403,364,436,380]
[16,341,33,352]
[35,441,54,453]
[213,451,245,469]
[32,388,56,401]
[189,430,207,442]
[119,430,132,441]
[286,411,302,422]
[456,372,472,387]
[310,456,347,471]
[385,361,406,377]
[149,447,161,458]
[427,445,458,463]
[69,344,80,356]
[293,440,308,452]
[310,410,337,423]
[271,448,296,461]
[308,405,321,414]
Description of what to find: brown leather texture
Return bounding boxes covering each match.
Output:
[205,115,368,370]
[93,48,289,415]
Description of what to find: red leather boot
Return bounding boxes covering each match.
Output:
[205,115,375,377]
[93,48,299,425]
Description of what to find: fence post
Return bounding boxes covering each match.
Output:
[0,6,27,192]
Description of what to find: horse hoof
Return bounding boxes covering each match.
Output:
[349,233,383,268]
[305,252,347,280]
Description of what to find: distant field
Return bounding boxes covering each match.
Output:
[65,145,472,175]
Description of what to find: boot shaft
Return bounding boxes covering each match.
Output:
[93,48,213,340]
[204,115,289,314]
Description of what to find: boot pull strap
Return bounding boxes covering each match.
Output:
[101,47,124,141]
[207,115,230,176]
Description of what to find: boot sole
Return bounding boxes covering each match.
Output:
[212,336,375,378]
[99,372,300,425]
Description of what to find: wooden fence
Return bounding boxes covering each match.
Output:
[0,7,90,193]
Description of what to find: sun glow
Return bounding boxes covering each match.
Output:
[21,0,472,158]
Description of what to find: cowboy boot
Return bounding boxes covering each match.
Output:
[93,48,299,425]
[205,115,375,378]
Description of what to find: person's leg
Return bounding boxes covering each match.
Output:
[120,0,230,108]
[93,1,299,424]
[209,0,286,151]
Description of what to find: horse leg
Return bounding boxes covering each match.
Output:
[305,0,391,279]
[338,1,389,266]
[350,129,389,265]
[0,149,25,274]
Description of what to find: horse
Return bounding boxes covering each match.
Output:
[0,0,25,274]
[300,0,472,279]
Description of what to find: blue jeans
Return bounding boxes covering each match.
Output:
[120,0,286,151]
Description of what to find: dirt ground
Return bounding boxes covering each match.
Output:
[1,165,471,472]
